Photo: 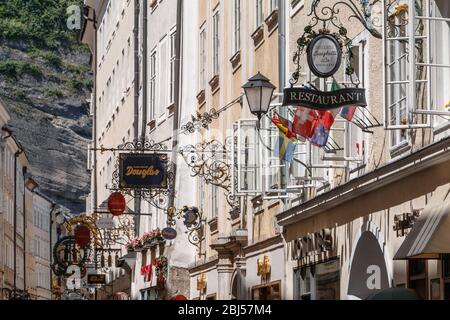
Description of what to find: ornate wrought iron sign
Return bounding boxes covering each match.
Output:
[307,34,342,78]
[167,206,205,253]
[283,87,367,110]
[179,138,238,208]
[105,140,175,210]
[161,227,177,240]
[119,153,168,189]
[87,274,106,285]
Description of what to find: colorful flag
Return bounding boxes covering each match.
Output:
[272,114,297,162]
[340,105,357,121]
[292,106,318,139]
[309,123,330,147]
[272,114,296,140]
[275,135,296,162]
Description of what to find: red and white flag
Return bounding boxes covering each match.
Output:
[292,106,318,139]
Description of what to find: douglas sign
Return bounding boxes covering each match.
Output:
[119,153,168,189]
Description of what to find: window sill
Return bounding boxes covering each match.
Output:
[209,75,220,94]
[150,0,158,12]
[265,9,279,35]
[147,119,156,131]
[290,0,305,18]
[433,121,450,136]
[390,141,411,158]
[230,50,241,74]
[197,89,206,106]
[251,25,265,49]
[167,103,175,116]
[208,217,218,233]
[230,207,240,221]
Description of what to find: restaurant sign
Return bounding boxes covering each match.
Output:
[307,34,342,78]
[283,87,367,111]
[291,229,333,261]
[87,274,107,286]
[119,153,168,189]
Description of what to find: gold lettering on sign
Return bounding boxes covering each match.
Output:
[125,165,160,178]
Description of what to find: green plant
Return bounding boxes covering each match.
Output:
[46,88,64,98]
[0,61,20,78]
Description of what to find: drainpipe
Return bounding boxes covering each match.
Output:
[49,203,57,300]
[134,0,141,234]
[22,166,27,293]
[13,147,24,290]
[278,0,287,200]
[168,0,183,209]
[141,0,148,139]
[92,9,98,217]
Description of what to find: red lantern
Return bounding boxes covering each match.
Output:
[108,192,126,216]
[75,225,91,248]
[170,295,188,300]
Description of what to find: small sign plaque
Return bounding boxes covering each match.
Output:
[87,274,106,285]
[97,217,115,230]
[119,153,168,189]
[162,227,177,240]
[307,34,342,78]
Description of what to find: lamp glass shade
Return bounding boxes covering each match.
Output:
[242,72,275,119]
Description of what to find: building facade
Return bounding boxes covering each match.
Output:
[81,0,450,300]
[0,98,10,299]
[278,0,450,300]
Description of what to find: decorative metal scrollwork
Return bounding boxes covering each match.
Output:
[106,140,175,211]
[181,96,243,134]
[52,236,90,277]
[179,137,238,208]
[101,215,136,248]
[166,206,206,253]
[386,1,409,38]
[309,0,382,39]
[99,139,169,154]
[290,0,382,86]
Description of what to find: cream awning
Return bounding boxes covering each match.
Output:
[394,183,450,260]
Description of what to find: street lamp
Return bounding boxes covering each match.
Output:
[242,72,276,122]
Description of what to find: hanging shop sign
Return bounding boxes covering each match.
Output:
[307,34,342,78]
[74,225,91,248]
[291,229,333,261]
[182,207,199,228]
[161,227,177,240]
[257,256,271,282]
[87,274,107,286]
[347,231,390,299]
[119,153,168,189]
[108,192,126,216]
[96,217,116,230]
[283,87,367,110]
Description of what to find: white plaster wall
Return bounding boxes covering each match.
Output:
[190,267,218,300]
[245,245,285,298]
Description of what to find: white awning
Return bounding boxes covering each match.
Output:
[394,183,450,260]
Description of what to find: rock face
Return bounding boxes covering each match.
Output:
[0,41,92,214]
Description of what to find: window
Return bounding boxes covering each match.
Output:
[270,0,279,13]
[252,281,281,300]
[293,260,340,300]
[408,259,427,300]
[212,11,220,76]
[149,50,157,120]
[256,0,263,27]
[430,0,450,131]
[384,0,450,149]
[234,0,241,53]
[236,120,262,194]
[211,184,218,219]
[169,30,177,105]
[199,27,207,90]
